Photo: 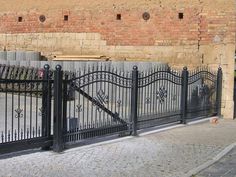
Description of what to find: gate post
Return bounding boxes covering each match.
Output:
[216,67,222,117]
[41,64,52,150]
[131,66,138,136]
[53,65,64,152]
[181,67,188,124]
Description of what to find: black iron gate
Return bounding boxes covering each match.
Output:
[137,67,183,129]
[187,67,221,119]
[0,63,223,153]
[60,66,132,146]
[0,64,52,153]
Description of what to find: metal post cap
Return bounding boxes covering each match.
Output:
[44,64,50,70]
[133,66,138,70]
[55,65,62,70]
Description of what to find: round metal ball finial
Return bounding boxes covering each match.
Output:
[56,65,62,70]
[44,64,50,70]
[133,66,138,70]
[183,66,188,70]
[142,12,150,21]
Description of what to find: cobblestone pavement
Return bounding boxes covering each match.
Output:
[197,146,236,177]
[0,119,236,177]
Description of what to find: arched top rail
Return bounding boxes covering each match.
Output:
[68,70,132,89]
[188,71,217,84]
[138,70,182,88]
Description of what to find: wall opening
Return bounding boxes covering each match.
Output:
[39,15,46,22]
[116,14,121,20]
[64,15,69,21]
[18,17,23,22]
[178,13,184,19]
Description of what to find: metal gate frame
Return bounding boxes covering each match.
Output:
[0,65,53,154]
[0,64,222,153]
[52,65,222,152]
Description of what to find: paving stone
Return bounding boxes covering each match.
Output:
[0,120,236,177]
[197,145,236,177]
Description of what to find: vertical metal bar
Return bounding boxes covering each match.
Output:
[150,70,153,115]
[121,72,125,121]
[41,64,52,149]
[30,81,32,138]
[216,67,222,117]
[42,66,47,137]
[95,70,98,127]
[131,66,138,136]
[35,80,39,138]
[82,69,85,128]
[17,81,20,141]
[5,81,7,142]
[118,71,121,120]
[125,72,129,123]
[24,82,26,139]
[53,65,64,152]
[63,74,68,142]
[11,82,14,141]
[107,72,110,125]
[91,69,94,128]
[114,69,117,124]
[154,68,157,115]
[140,72,143,116]
[181,67,189,124]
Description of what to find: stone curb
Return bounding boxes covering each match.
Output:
[184,142,236,177]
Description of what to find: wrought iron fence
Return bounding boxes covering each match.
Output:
[0,63,222,153]
[63,66,132,145]
[0,65,53,153]
[187,67,219,118]
[137,67,183,129]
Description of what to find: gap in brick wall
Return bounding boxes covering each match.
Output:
[116,14,121,20]
[64,15,69,21]
[18,16,23,22]
[178,12,184,19]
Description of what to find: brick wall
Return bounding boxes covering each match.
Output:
[0,1,234,47]
[0,0,235,118]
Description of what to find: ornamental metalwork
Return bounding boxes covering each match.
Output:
[38,107,43,116]
[156,86,167,103]
[198,84,210,98]
[15,108,23,119]
[93,89,109,112]
[145,97,151,104]
[117,100,122,107]
[76,105,83,113]
[94,89,108,106]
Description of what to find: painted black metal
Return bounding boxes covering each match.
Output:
[73,85,127,125]
[136,67,183,128]
[0,64,52,154]
[70,70,132,89]
[53,65,64,152]
[216,67,222,116]
[41,64,52,150]
[186,67,218,119]
[181,67,188,124]
[0,64,222,153]
[131,66,138,136]
[0,136,53,154]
